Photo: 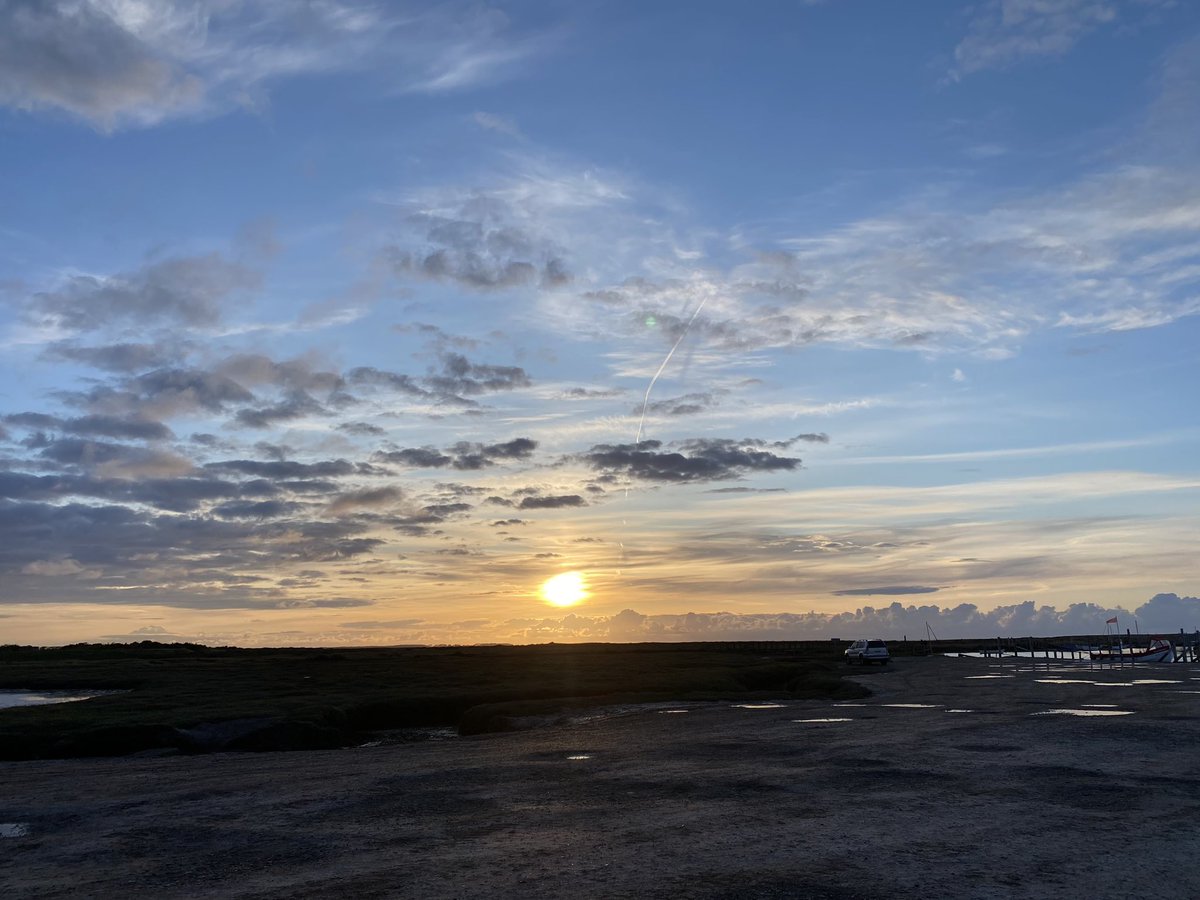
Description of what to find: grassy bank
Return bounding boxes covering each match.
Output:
[0,641,867,760]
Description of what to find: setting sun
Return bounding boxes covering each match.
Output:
[540,571,589,608]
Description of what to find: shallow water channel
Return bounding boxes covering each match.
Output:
[0,690,117,710]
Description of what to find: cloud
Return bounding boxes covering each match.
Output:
[950,0,1175,78]
[504,595,1200,643]
[518,494,586,509]
[326,486,404,517]
[34,437,195,478]
[46,341,178,372]
[472,111,522,138]
[27,252,259,333]
[582,438,800,483]
[832,586,941,596]
[0,1,553,130]
[4,412,173,441]
[638,391,722,417]
[374,437,537,471]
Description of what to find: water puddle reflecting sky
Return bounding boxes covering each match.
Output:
[883,703,941,709]
[944,709,975,714]
[792,718,854,723]
[732,703,786,709]
[1030,709,1134,717]
[0,690,119,710]
[566,754,592,760]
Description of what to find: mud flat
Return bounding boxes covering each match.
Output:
[2,656,1199,899]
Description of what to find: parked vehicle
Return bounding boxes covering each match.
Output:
[845,639,890,665]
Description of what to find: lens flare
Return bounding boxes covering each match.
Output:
[541,571,588,607]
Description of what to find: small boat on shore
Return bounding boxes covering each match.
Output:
[1090,638,1174,663]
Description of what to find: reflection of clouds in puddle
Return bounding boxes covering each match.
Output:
[0,690,121,710]
[883,703,941,709]
[966,675,1014,679]
[0,824,30,838]
[566,754,592,761]
[792,718,853,724]
[1031,709,1134,717]
[732,703,786,709]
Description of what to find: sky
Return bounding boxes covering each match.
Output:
[1,0,1199,647]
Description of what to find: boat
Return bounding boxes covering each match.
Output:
[1090,638,1174,663]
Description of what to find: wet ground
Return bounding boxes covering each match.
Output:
[2,655,1199,899]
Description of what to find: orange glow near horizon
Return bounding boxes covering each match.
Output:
[541,571,589,608]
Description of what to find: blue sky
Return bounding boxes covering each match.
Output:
[1,0,1198,646]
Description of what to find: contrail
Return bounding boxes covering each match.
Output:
[635,297,709,446]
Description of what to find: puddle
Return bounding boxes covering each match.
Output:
[732,703,786,709]
[658,709,689,714]
[883,703,942,709]
[0,690,124,710]
[565,754,592,761]
[1034,679,1135,687]
[1131,679,1182,685]
[792,718,853,723]
[1031,709,1134,717]
[0,824,30,838]
[944,709,975,714]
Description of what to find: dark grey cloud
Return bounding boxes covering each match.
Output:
[46,341,177,372]
[518,494,586,509]
[27,253,258,332]
[0,0,202,128]
[562,387,624,399]
[234,391,328,429]
[4,412,172,441]
[392,322,480,351]
[347,366,430,398]
[326,486,404,517]
[71,367,255,420]
[638,392,720,417]
[349,352,530,408]
[374,447,453,468]
[211,500,303,520]
[387,204,571,292]
[205,458,358,479]
[832,586,942,597]
[337,421,386,437]
[582,438,799,483]
[34,437,193,477]
[374,437,536,471]
[424,352,531,398]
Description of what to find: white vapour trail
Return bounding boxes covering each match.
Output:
[635,298,709,446]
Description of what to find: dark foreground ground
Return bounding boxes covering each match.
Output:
[3,655,1199,899]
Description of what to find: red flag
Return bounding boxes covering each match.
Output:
[1106,616,1118,624]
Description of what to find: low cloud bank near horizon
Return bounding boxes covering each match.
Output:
[503,593,1200,644]
[80,592,1199,648]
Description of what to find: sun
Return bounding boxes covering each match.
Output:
[541,571,589,608]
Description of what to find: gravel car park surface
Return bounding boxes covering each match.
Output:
[3,655,1199,899]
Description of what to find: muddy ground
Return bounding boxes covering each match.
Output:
[2,655,1199,899]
